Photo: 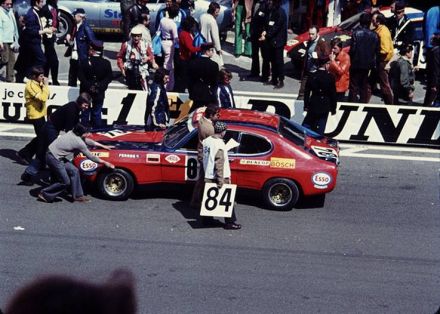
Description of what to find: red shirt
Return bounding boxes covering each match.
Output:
[179,30,201,61]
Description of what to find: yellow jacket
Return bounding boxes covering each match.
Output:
[25,80,49,120]
[375,24,394,62]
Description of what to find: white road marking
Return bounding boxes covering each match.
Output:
[340,151,439,162]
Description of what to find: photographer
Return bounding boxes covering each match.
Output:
[78,40,113,127]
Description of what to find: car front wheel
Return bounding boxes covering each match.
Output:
[262,178,299,211]
[97,169,134,201]
[58,11,73,40]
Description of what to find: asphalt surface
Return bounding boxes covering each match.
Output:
[0,137,439,313]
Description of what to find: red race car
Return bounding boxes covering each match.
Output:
[74,108,340,210]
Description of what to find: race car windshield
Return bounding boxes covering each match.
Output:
[279,117,324,145]
[163,118,191,148]
[339,12,362,30]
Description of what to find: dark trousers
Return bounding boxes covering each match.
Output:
[250,39,261,76]
[174,58,189,93]
[348,68,372,103]
[68,59,79,87]
[19,117,46,159]
[267,46,284,83]
[261,42,271,81]
[423,86,439,107]
[44,42,59,84]
[81,98,104,127]
[297,72,309,100]
[375,60,393,105]
[125,69,143,90]
[302,111,329,135]
[305,2,326,30]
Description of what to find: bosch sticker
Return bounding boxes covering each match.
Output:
[312,172,332,189]
[270,158,295,169]
[165,154,181,164]
[80,159,98,172]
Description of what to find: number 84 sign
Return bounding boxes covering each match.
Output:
[200,183,237,218]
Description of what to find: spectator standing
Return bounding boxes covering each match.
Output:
[190,105,219,209]
[65,8,98,87]
[20,93,91,185]
[158,3,179,91]
[78,41,113,127]
[372,12,394,105]
[202,121,241,230]
[14,0,52,83]
[38,124,114,203]
[389,43,415,105]
[340,0,370,22]
[328,37,350,101]
[200,2,223,68]
[302,56,337,135]
[40,0,60,85]
[305,0,329,30]
[155,0,187,31]
[297,26,331,100]
[121,0,136,40]
[386,1,413,47]
[188,42,219,111]
[423,33,440,107]
[248,0,268,79]
[145,68,170,130]
[216,69,236,108]
[260,0,287,89]
[175,16,200,92]
[127,0,150,36]
[0,0,20,82]
[117,25,157,91]
[232,0,253,58]
[348,12,378,103]
[423,6,440,50]
[16,67,49,164]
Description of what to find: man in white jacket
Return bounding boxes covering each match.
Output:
[200,2,223,68]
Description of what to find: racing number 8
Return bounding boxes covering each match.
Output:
[186,158,198,180]
[204,186,233,212]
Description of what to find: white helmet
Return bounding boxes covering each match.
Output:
[130,25,144,36]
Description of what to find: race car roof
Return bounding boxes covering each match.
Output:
[219,108,280,130]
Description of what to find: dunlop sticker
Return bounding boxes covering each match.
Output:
[239,159,270,166]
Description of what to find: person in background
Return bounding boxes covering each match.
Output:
[328,37,350,101]
[0,0,20,82]
[4,269,136,314]
[216,68,236,108]
[139,13,152,44]
[16,67,49,164]
[127,0,150,38]
[200,2,223,68]
[232,0,253,58]
[371,11,394,105]
[259,0,287,89]
[389,43,415,105]
[40,0,60,85]
[65,8,98,87]
[175,16,201,92]
[348,12,378,103]
[37,123,114,203]
[155,0,187,31]
[145,68,170,130]
[423,33,440,107]
[121,0,136,40]
[423,6,440,51]
[117,25,157,91]
[190,105,219,210]
[302,56,337,135]
[305,0,329,30]
[297,25,331,99]
[188,42,219,111]
[14,0,52,83]
[248,0,268,79]
[202,121,241,230]
[386,1,413,48]
[20,93,91,185]
[78,40,113,128]
[158,3,179,91]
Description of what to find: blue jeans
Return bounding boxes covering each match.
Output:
[40,152,84,202]
[81,98,104,127]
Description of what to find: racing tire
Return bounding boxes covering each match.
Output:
[97,169,134,201]
[58,11,73,40]
[262,178,299,211]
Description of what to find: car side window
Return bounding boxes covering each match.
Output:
[224,130,240,154]
[179,131,198,151]
[238,133,272,155]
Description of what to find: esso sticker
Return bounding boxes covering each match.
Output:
[80,159,98,172]
[312,172,332,189]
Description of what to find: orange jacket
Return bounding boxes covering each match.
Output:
[328,50,351,93]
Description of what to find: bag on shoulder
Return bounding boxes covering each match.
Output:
[152,31,163,56]
[192,31,206,57]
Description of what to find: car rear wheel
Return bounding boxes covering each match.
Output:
[97,169,134,201]
[58,11,73,40]
[262,178,299,211]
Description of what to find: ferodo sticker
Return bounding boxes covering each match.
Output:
[118,153,140,159]
[80,159,98,172]
[240,159,270,166]
[312,172,332,189]
[78,152,109,158]
[165,154,181,164]
[146,154,160,163]
[270,158,295,169]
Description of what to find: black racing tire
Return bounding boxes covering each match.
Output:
[97,169,134,201]
[58,11,73,40]
[262,178,300,211]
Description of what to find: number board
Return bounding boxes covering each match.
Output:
[200,183,237,218]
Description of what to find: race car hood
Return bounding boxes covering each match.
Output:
[285,26,339,52]
[87,128,165,143]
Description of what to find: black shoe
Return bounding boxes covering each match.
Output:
[260,77,269,83]
[273,81,284,89]
[263,80,276,86]
[16,151,32,164]
[38,193,52,203]
[20,173,34,186]
[52,81,60,86]
[246,74,260,79]
[224,223,241,230]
